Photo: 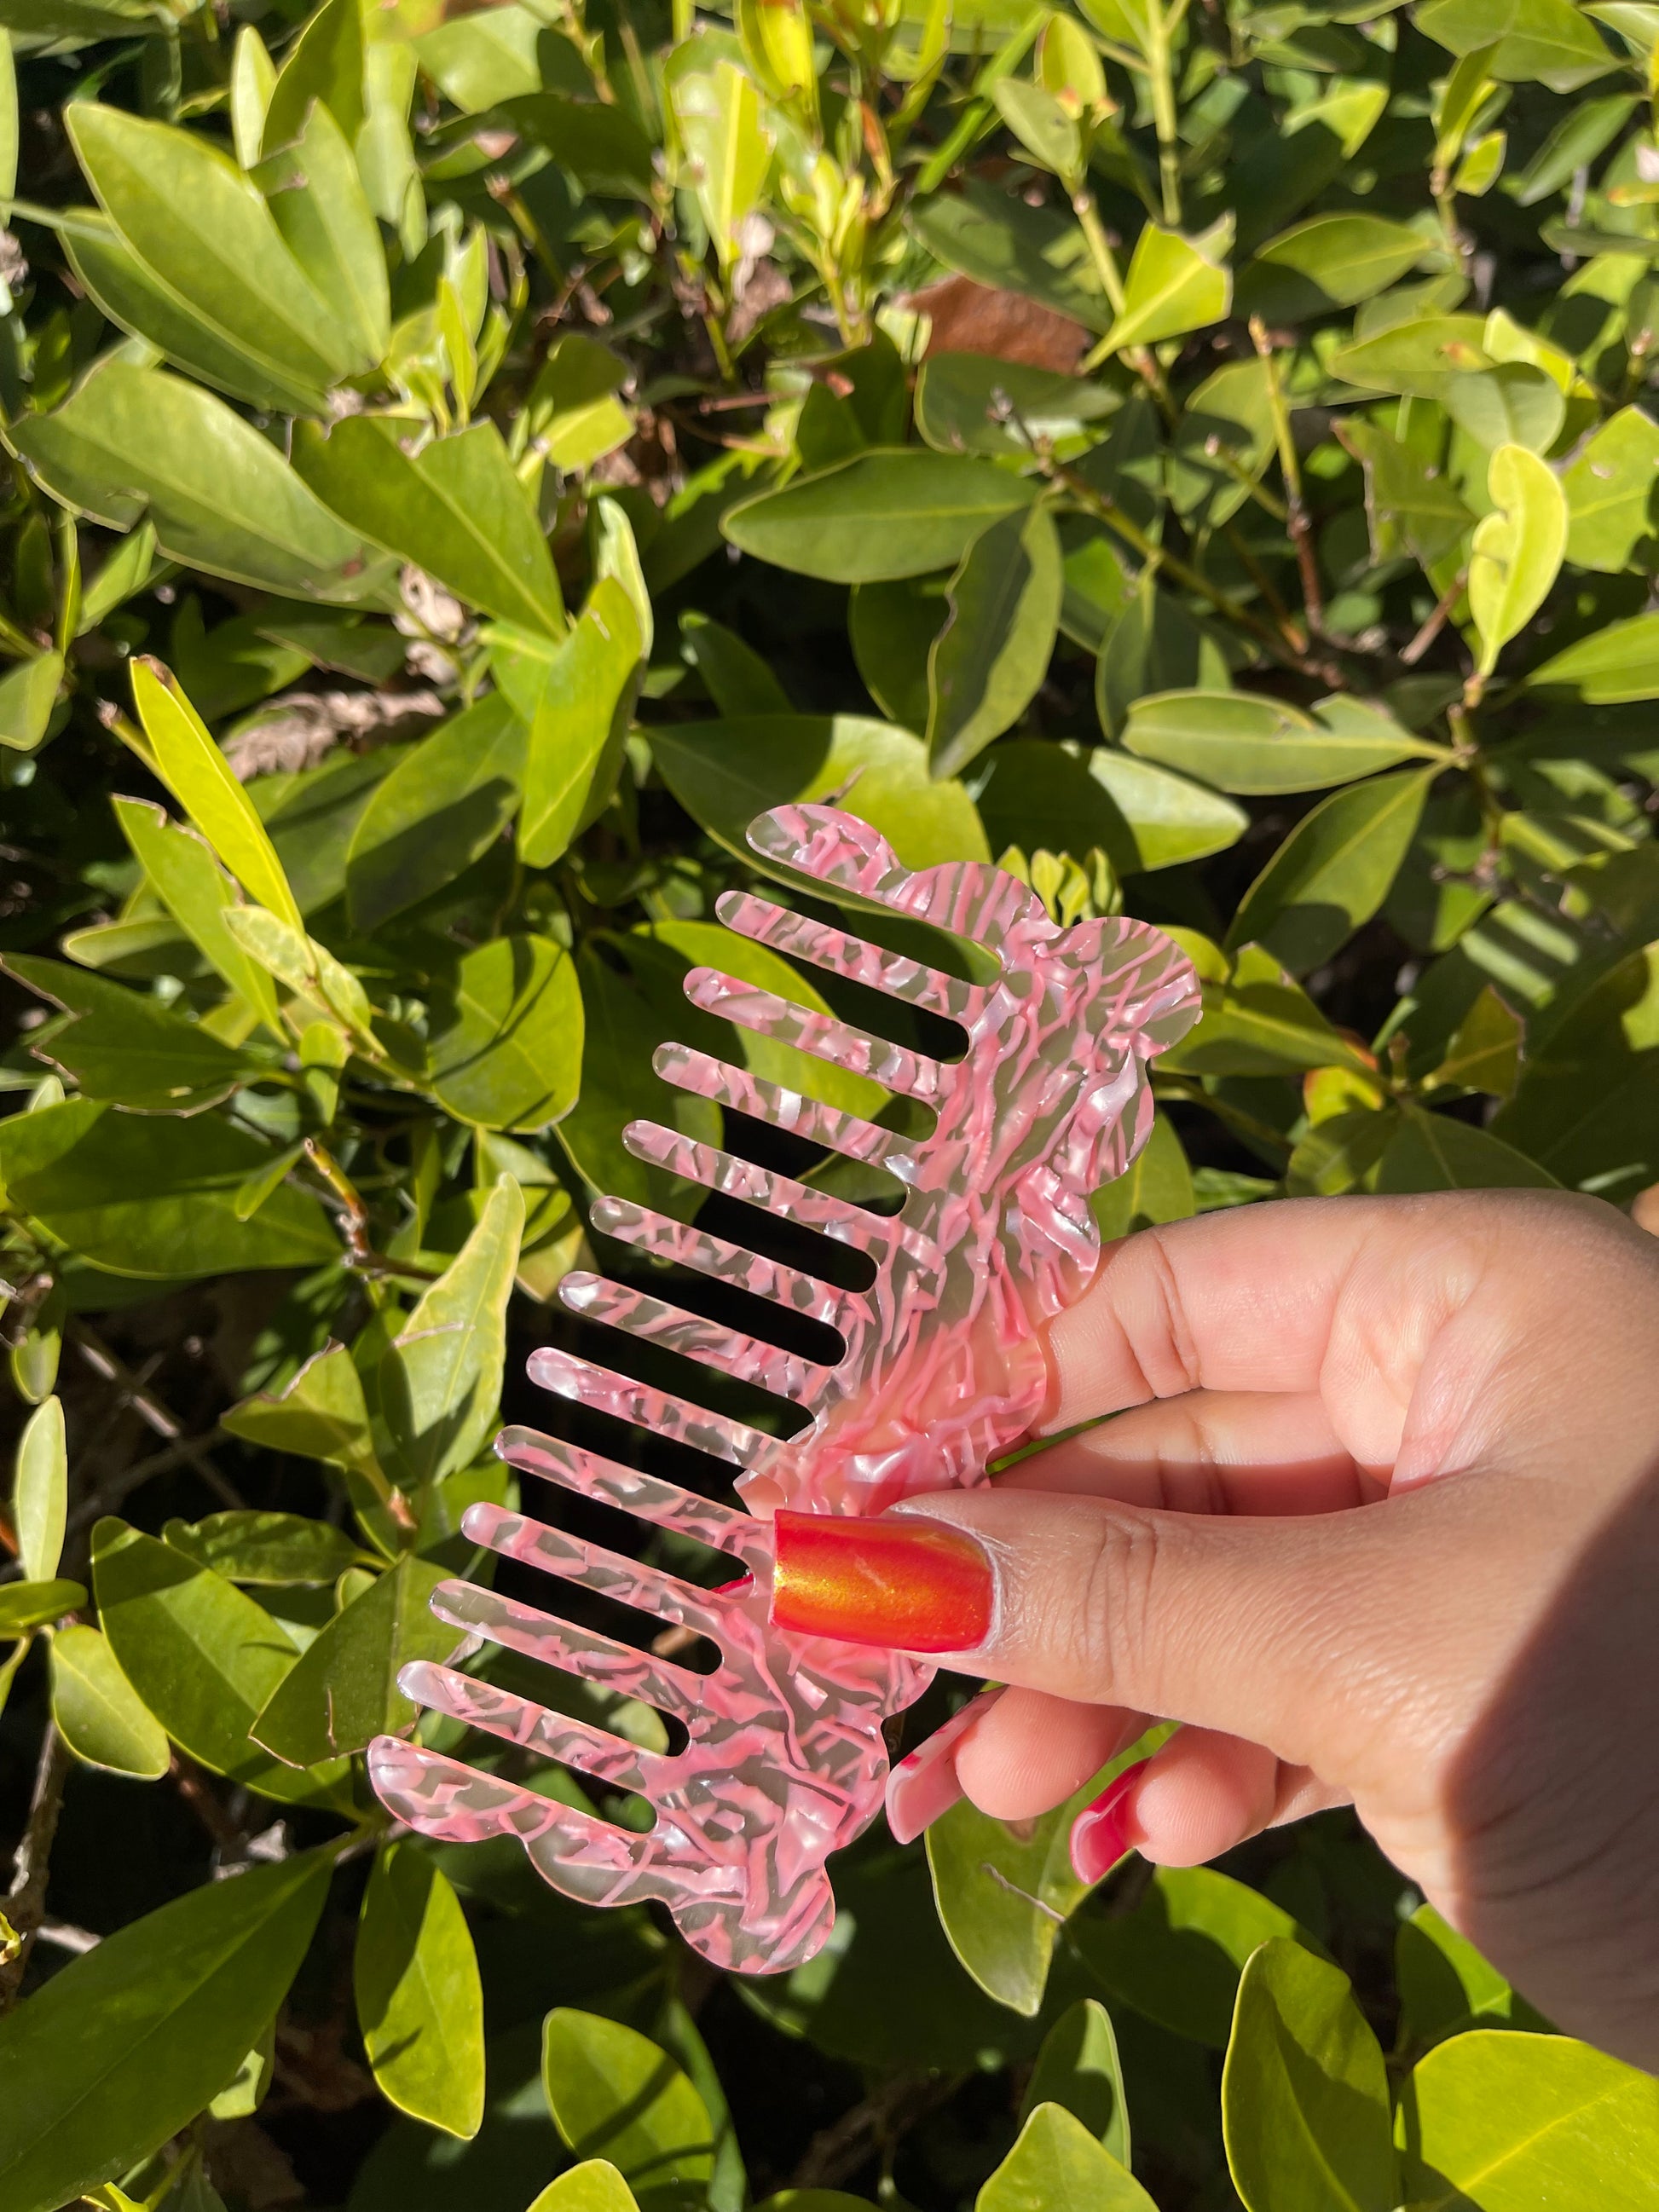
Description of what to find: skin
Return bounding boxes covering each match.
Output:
[890,1190,1659,2070]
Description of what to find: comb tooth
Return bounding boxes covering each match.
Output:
[400,1660,667,1795]
[685,967,941,1100]
[623,1122,892,1252]
[461,1500,735,1638]
[590,1196,863,1335]
[559,1272,835,1401]
[654,1043,906,1168]
[367,1739,656,1886]
[521,1353,771,1479]
[715,890,986,1022]
[430,1579,706,1719]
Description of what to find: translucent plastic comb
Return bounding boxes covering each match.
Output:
[368,804,1201,1973]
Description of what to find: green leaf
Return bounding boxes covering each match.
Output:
[1165,359,1278,529]
[426,934,585,1133]
[378,1178,525,1489]
[1416,0,1615,88]
[0,1851,332,2212]
[1493,940,1659,1201]
[528,2166,642,2212]
[90,1515,345,1802]
[50,1621,170,1778]
[1104,219,1233,355]
[674,61,772,271]
[0,650,63,754]
[13,1392,66,1584]
[64,103,356,402]
[507,92,658,199]
[992,78,1086,186]
[1241,215,1433,320]
[344,691,527,933]
[1442,363,1565,453]
[257,101,390,373]
[355,1845,485,2140]
[977,2104,1155,2212]
[520,576,643,868]
[0,1580,84,1634]
[163,1510,370,1586]
[130,657,306,935]
[4,955,257,1112]
[1396,2030,1659,2209]
[1124,690,1445,794]
[1222,1940,1396,2212]
[414,4,590,109]
[849,574,946,730]
[112,800,282,1035]
[260,0,365,153]
[1095,573,1231,741]
[1527,608,1659,700]
[1076,1866,1308,2047]
[223,1343,387,1491]
[916,354,1119,461]
[723,451,1039,584]
[1339,417,1475,572]
[229,24,275,167]
[0,1097,338,1278]
[1470,442,1568,677]
[1373,1104,1559,1192]
[1020,2000,1131,2169]
[252,1555,457,1764]
[0,25,14,209]
[1327,315,1492,404]
[541,2009,715,2211]
[1091,1112,1194,1239]
[9,360,388,602]
[1396,1903,1543,2047]
[907,175,1112,333]
[1227,768,1435,975]
[928,503,1063,778]
[527,333,633,472]
[650,715,990,886]
[1560,406,1659,572]
[294,416,565,635]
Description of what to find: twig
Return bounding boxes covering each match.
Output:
[790,2071,960,2192]
[169,1753,245,1857]
[71,1323,244,1510]
[1400,569,1468,667]
[1250,315,1324,641]
[35,1918,99,1955]
[66,1431,234,1539]
[0,1725,72,2012]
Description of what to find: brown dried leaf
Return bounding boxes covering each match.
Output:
[908,274,1090,373]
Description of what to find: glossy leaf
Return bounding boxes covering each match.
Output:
[1124,690,1444,794]
[1105,220,1233,355]
[427,934,585,1131]
[1223,1940,1396,2212]
[1396,2030,1659,2208]
[977,2104,1154,2212]
[112,799,282,1035]
[223,1344,387,1491]
[723,452,1039,584]
[1469,442,1568,677]
[1243,215,1432,319]
[1560,405,1659,572]
[0,1580,84,1634]
[0,650,63,753]
[294,416,565,635]
[1020,2000,1131,2169]
[927,502,1063,777]
[163,1510,369,1586]
[252,1555,456,1764]
[529,2167,642,2212]
[345,691,527,932]
[92,1516,346,1802]
[520,576,643,867]
[13,1392,66,1584]
[1227,769,1435,975]
[0,1853,332,2212]
[1494,940,1659,1201]
[50,1621,171,1778]
[354,1843,485,2139]
[541,2009,715,2209]
[1528,607,1659,700]
[1077,1867,1309,2047]
[5,955,255,1112]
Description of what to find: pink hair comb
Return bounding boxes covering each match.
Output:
[368,805,1200,1974]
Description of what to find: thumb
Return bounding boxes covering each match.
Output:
[773,1476,1486,1793]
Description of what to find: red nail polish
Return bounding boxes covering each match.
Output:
[1069,1759,1149,1886]
[885,1686,1005,1845]
[772,1510,993,1653]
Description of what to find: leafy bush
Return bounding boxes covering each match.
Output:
[2,0,1658,2206]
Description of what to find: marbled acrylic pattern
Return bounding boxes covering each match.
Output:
[368,804,1200,1972]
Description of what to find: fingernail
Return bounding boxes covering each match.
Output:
[885,1686,1004,1845]
[772,1510,993,1652]
[1069,1759,1149,1886]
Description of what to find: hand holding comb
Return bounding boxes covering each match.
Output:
[370,803,1201,1972]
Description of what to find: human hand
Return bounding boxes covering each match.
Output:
[770,1191,1659,2068]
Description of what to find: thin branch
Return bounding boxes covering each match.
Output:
[0,1725,72,2012]
[1400,569,1468,667]
[66,1431,234,1539]
[71,1323,244,1510]
[790,2071,960,2192]
[35,1918,99,1955]
[169,1753,246,1857]
[1250,315,1325,641]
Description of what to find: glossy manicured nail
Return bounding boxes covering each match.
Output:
[1069,1759,1149,1886]
[772,1510,994,1652]
[885,1686,1005,1845]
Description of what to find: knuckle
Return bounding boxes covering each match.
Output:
[1067,1505,1165,1703]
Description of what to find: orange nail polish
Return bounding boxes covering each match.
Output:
[772,1510,993,1653]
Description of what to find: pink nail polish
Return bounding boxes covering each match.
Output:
[885,1687,1004,1845]
[1069,1758,1149,1886]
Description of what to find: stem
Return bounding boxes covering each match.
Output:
[71,1322,244,1510]
[1146,4,1183,225]
[1250,315,1324,641]
[1400,569,1467,667]
[1072,189,1126,316]
[0,1726,72,2013]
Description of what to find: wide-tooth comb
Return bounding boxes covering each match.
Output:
[369,804,1201,1974]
